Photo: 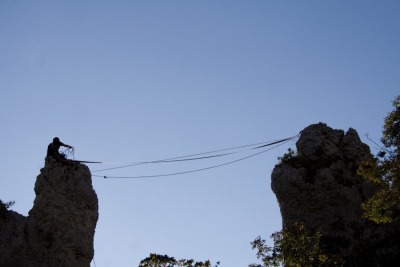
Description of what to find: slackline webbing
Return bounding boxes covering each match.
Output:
[91,135,298,179]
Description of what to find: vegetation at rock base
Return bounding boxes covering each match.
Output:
[358,95,400,224]
[249,222,344,267]
[138,253,220,267]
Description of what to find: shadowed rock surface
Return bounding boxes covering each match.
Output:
[0,157,98,267]
[271,123,400,266]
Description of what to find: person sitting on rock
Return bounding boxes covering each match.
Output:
[47,137,74,164]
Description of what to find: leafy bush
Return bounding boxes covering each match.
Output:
[358,95,400,223]
[138,253,220,267]
[249,222,344,267]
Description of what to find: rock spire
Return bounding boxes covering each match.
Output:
[271,123,400,265]
[0,157,98,267]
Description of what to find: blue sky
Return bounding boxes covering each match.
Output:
[1,1,399,266]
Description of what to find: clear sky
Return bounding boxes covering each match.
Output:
[1,1,399,266]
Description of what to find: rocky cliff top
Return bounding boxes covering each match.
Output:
[0,157,98,267]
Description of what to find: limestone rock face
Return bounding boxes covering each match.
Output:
[271,123,399,265]
[0,157,98,267]
[272,123,375,231]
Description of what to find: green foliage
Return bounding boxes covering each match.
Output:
[277,148,296,164]
[358,95,400,223]
[249,222,344,267]
[139,254,176,267]
[138,253,220,267]
[361,188,398,224]
[249,236,281,267]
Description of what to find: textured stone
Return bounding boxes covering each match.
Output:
[271,123,399,265]
[0,157,98,267]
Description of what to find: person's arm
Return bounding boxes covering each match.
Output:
[60,142,73,149]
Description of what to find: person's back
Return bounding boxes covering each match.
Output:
[47,140,61,158]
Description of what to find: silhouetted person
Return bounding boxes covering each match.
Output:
[47,137,74,164]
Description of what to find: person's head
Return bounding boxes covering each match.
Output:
[53,137,61,145]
